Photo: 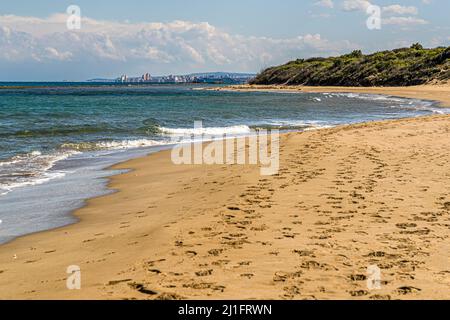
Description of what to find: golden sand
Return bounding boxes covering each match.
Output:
[0,86,449,300]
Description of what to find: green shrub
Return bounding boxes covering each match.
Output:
[250,46,449,87]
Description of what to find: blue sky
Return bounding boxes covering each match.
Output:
[0,0,449,80]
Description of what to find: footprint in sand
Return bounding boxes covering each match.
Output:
[128,282,158,295]
[195,269,213,277]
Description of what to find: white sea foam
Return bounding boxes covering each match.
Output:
[160,125,252,136]
[97,139,168,149]
[0,171,67,194]
[408,102,448,115]
[0,138,176,196]
[160,122,332,138]
[0,150,79,196]
[257,119,334,130]
[386,100,449,115]
[321,92,408,103]
[320,92,450,115]
[62,139,167,151]
[303,125,334,131]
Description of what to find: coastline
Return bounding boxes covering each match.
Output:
[204,84,450,107]
[0,87,449,299]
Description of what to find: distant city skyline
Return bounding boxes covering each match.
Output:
[1,0,449,81]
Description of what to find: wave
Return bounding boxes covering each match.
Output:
[0,125,126,138]
[0,138,169,196]
[0,150,79,196]
[250,119,334,131]
[400,101,449,115]
[320,92,407,102]
[159,121,333,136]
[319,92,450,115]
[160,125,252,136]
[61,139,166,151]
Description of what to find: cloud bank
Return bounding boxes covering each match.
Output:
[0,14,358,80]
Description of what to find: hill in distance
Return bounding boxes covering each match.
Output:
[251,44,450,87]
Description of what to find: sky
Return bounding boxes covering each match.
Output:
[0,0,449,81]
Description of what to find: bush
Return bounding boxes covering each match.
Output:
[250,46,449,87]
[349,50,363,58]
[411,43,424,50]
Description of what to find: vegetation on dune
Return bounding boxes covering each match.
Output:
[250,44,450,87]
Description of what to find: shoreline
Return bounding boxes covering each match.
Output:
[0,86,449,299]
[4,84,444,246]
[0,144,176,246]
[204,84,450,108]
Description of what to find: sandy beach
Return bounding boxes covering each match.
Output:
[206,84,450,107]
[0,86,450,300]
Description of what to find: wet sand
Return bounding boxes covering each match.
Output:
[0,87,449,300]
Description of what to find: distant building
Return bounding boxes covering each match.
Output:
[118,74,128,82]
[140,73,151,82]
[115,72,255,84]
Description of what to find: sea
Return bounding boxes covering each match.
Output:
[0,82,448,243]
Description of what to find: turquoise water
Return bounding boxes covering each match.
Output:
[0,83,447,243]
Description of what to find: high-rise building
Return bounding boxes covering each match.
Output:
[119,74,128,82]
[140,73,151,82]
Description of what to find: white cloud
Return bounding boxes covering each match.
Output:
[382,5,418,15]
[0,26,36,61]
[314,0,334,9]
[382,16,429,26]
[342,0,371,11]
[44,47,73,61]
[0,14,359,77]
[343,1,419,16]
[312,13,332,18]
[341,1,428,28]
